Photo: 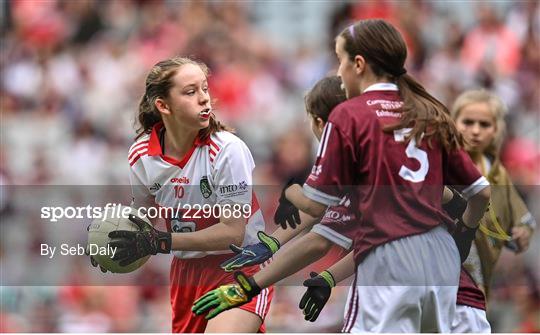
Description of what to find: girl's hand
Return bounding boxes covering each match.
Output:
[511,226,533,253]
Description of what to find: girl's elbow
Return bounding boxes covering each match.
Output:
[479,185,491,202]
[306,201,327,218]
[307,232,333,254]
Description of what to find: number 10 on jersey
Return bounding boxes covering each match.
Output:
[174,185,185,199]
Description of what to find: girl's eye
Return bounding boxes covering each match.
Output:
[462,119,474,126]
[480,122,492,128]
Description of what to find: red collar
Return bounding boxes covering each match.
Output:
[148,122,210,168]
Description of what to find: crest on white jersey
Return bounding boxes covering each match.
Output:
[200,176,212,199]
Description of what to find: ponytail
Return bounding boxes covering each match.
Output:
[384,74,463,151]
[136,94,163,140]
[341,19,463,152]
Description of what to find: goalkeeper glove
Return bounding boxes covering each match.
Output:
[192,271,261,320]
[274,177,303,229]
[220,231,280,272]
[108,214,171,266]
[299,271,335,322]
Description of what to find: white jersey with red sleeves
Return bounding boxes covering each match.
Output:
[128,122,264,259]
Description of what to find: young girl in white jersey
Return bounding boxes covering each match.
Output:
[101,57,273,333]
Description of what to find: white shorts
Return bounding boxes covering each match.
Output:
[451,305,491,333]
[342,226,460,333]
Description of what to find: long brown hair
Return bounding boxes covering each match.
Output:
[136,56,231,140]
[339,19,462,151]
[305,76,347,122]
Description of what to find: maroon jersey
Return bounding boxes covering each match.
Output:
[303,83,488,264]
[457,267,486,310]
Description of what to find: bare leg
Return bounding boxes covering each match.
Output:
[205,308,262,333]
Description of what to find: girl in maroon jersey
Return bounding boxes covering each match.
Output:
[194,19,491,332]
[278,19,491,333]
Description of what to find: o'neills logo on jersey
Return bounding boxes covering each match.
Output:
[200,176,212,199]
[170,177,190,184]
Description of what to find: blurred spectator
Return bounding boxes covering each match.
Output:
[513,268,540,333]
[461,4,521,83]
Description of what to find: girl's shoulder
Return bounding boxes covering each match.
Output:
[209,131,248,152]
[128,133,151,167]
[486,156,510,186]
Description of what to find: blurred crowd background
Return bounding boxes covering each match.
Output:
[1,0,539,332]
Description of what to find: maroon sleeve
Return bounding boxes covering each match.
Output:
[443,148,489,199]
[303,122,356,206]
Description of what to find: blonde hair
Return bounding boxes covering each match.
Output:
[451,89,508,159]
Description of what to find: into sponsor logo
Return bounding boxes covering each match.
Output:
[220,185,238,194]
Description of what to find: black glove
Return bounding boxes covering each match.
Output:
[274,178,303,229]
[299,271,335,322]
[108,214,171,266]
[453,221,478,263]
[443,187,467,221]
[443,188,478,263]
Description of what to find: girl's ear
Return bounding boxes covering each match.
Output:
[354,55,366,75]
[315,116,325,132]
[155,98,171,115]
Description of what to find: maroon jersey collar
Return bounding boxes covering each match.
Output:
[363,83,398,93]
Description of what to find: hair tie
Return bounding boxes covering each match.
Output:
[348,25,356,40]
[396,68,407,76]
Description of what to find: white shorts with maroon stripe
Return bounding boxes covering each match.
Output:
[342,225,460,333]
[451,305,491,333]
